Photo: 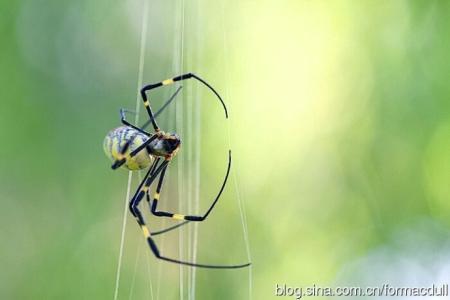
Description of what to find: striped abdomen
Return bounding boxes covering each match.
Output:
[103,126,154,170]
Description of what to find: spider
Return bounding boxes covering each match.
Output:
[103,73,251,269]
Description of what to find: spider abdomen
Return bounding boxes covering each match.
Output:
[103,126,154,170]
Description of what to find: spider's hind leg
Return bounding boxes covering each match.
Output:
[129,157,249,269]
[149,151,232,222]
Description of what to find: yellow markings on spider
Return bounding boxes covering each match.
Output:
[162,79,174,85]
[172,214,185,220]
[122,153,131,160]
[153,193,160,201]
[126,160,140,170]
[144,100,150,107]
[142,186,149,192]
[141,225,151,238]
[110,138,120,159]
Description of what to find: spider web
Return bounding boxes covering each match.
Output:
[220,2,253,298]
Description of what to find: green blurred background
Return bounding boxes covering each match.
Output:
[1,0,450,299]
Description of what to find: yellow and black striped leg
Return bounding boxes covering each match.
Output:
[140,86,183,131]
[122,86,183,134]
[119,86,182,147]
[143,160,190,235]
[149,162,175,218]
[150,150,232,222]
[144,167,191,236]
[140,73,228,131]
[129,159,168,222]
[144,167,190,236]
[140,84,161,132]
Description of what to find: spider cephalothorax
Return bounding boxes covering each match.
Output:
[148,131,181,159]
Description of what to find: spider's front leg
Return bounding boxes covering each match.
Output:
[140,72,228,133]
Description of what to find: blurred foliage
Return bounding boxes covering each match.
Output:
[1,0,450,299]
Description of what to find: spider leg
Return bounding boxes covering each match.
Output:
[150,151,231,222]
[150,220,190,236]
[129,160,168,223]
[119,109,151,136]
[140,73,227,132]
[143,162,191,236]
[140,86,183,131]
[120,85,183,134]
[143,169,191,236]
[130,158,249,269]
[143,182,189,236]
